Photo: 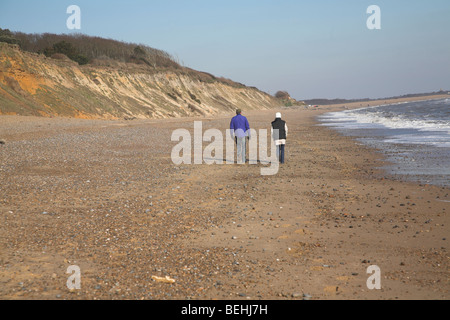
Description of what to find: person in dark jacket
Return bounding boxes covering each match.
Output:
[271,112,288,164]
[230,109,250,164]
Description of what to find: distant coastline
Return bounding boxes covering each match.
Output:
[303,90,449,106]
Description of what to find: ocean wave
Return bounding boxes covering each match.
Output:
[318,99,450,186]
[320,102,450,134]
[384,134,450,148]
[347,111,450,132]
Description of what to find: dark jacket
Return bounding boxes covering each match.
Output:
[271,118,287,140]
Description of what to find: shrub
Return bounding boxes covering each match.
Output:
[41,40,89,65]
[275,91,291,100]
[11,32,180,69]
[0,28,20,45]
[50,53,70,60]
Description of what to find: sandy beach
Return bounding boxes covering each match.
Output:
[0,95,448,300]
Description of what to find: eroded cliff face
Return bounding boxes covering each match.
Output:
[0,43,279,119]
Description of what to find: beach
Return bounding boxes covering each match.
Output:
[0,94,448,300]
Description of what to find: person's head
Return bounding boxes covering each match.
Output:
[236,109,242,115]
[276,112,282,119]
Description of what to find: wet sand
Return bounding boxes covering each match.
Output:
[0,95,448,300]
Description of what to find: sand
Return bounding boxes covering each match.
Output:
[0,95,448,300]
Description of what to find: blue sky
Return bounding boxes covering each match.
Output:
[1,0,449,99]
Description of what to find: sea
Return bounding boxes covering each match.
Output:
[318,98,450,187]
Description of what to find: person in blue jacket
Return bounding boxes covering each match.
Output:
[230,109,250,164]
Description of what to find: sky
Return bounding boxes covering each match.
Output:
[1,0,449,100]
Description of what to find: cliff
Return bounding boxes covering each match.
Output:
[0,43,280,119]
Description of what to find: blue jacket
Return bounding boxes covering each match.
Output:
[230,114,250,138]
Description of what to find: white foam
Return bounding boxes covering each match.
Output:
[384,134,450,148]
[352,112,450,132]
[319,99,450,149]
[320,107,450,134]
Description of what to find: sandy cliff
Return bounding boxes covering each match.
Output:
[0,43,280,119]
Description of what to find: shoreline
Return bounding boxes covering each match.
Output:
[0,94,448,300]
[313,95,450,188]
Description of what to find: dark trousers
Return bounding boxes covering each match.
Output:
[277,144,285,164]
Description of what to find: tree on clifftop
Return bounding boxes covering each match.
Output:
[0,28,20,45]
[275,91,291,100]
[42,40,89,65]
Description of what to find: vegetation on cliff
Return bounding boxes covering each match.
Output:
[0,28,178,68]
[0,31,280,119]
